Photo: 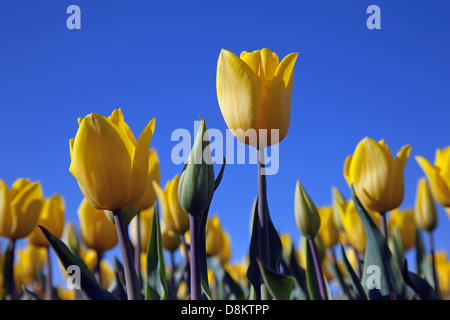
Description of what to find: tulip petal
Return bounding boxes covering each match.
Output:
[127,118,155,207]
[166,175,189,234]
[343,155,353,185]
[416,156,450,207]
[69,113,134,210]
[435,147,450,185]
[10,182,43,240]
[387,144,411,209]
[153,181,175,231]
[0,179,12,237]
[108,109,137,146]
[217,49,262,145]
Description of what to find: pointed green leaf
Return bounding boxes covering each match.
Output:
[402,259,439,300]
[214,157,226,191]
[325,254,351,299]
[305,237,322,300]
[415,229,434,287]
[340,244,367,300]
[350,186,406,299]
[257,258,294,300]
[145,202,168,300]
[39,225,117,300]
[198,205,212,300]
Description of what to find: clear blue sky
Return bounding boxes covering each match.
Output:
[1,1,449,286]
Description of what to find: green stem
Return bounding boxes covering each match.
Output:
[6,239,16,300]
[94,250,103,287]
[134,211,142,288]
[257,148,270,299]
[179,234,191,294]
[308,238,328,300]
[428,231,439,296]
[113,208,141,300]
[380,211,388,240]
[189,214,201,300]
[45,246,53,300]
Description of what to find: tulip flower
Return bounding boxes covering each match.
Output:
[130,207,153,253]
[161,225,181,253]
[414,177,439,294]
[218,231,231,264]
[27,194,65,248]
[153,176,189,235]
[61,222,80,256]
[435,251,450,299]
[344,137,411,239]
[317,206,339,249]
[138,149,160,212]
[0,178,44,299]
[0,178,44,240]
[416,146,450,207]
[205,215,224,256]
[15,244,46,285]
[344,137,411,213]
[69,109,155,211]
[388,208,415,251]
[78,198,118,253]
[216,48,298,148]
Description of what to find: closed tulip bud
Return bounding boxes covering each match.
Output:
[331,186,346,231]
[388,208,415,251]
[216,48,299,148]
[294,180,320,239]
[69,109,155,211]
[138,149,160,212]
[344,137,411,213]
[153,176,190,235]
[0,178,44,240]
[414,178,438,232]
[78,198,118,253]
[416,146,450,207]
[317,207,339,249]
[205,215,224,256]
[28,194,65,248]
[130,207,153,253]
[61,222,80,256]
[161,226,181,253]
[177,117,215,217]
[339,200,380,253]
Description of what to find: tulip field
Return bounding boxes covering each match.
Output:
[0,1,449,306]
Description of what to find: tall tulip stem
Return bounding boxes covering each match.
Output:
[113,208,141,300]
[6,239,16,300]
[308,238,328,300]
[428,231,439,295]
[257,149,270,269]
[134,211,142,287]
[189,214,201,300]
[380,211,388,240]
[45,247,53,300]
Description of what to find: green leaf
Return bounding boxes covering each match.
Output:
[389,225,404,269]
[415,229,434,287]
[246,198,283,300]
[402,259,439,300]
[198,205,212,300]
[305,237,322,300]
[257,258,294,300]
[214,157,226,191]
[281,243,309,300]
[21,286,41,300]
[39,225,117,300]
[350,186,406,299]
[340,244,367,300]
[325,253,351,299]
[108,257,127,300]
[145,202,168,300]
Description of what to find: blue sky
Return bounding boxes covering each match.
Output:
[1,1,449,286]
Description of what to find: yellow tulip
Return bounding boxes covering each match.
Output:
[0,178,44,240]
[218,230,231,264]
[57,288,76,300]
[344,137,411,213]
[339,200,380,253]
[69,109,155,211]
[137,149,160,212]
[61,221,80,256]
[161,225,181,253]
[388,208,415,251]
[216,48,298,148]
[416,146,450,207]
[205,215,224,256]
[435,251,450,299]
[317,207,339,249]
[280,233,294,262]
[153,176,189,235]
[414,178,438,232]
[79,248,115,289]
[15,244,46,285]
[27,194,65,248]
[78,198,118,253]
[130,207,153,253]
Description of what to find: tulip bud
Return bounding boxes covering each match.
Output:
[178,117,215,217]
[61,222,80,256]
[414,178,438,232]
[294,180,320,239]
[161,226,181,253]
[331,186,346,231]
